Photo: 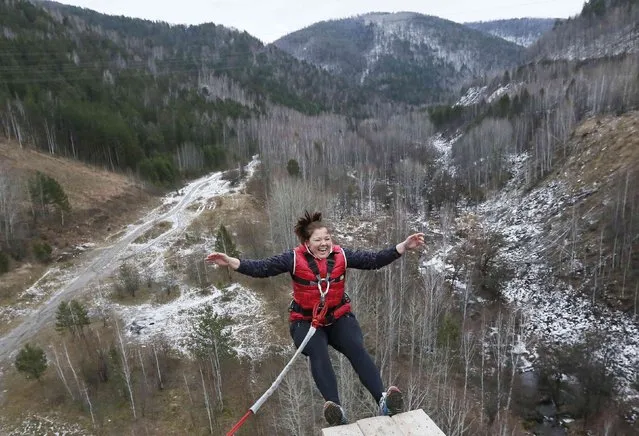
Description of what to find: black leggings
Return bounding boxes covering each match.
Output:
[289,312,384,405]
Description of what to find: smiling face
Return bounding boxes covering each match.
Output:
[306,227,332,259]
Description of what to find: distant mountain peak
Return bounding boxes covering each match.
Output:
[274,12,523,104]
[359,11,422,23]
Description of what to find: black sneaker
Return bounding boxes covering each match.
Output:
[379,386,403,416]
[323,401,348,426]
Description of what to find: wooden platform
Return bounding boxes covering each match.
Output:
[321,409,446,436]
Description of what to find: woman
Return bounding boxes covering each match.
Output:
[205,211,425,426]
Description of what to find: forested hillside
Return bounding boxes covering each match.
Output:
[274,12,524,104]
[463,18,556,47]
[529,0,639,59]
[0,0,368,181]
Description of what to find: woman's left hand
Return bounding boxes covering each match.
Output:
[396,233,425,254]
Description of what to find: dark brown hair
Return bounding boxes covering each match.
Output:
[294,211,329,244]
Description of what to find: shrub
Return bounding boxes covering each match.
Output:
[0,251,9,274]
[33,241,52,263]
[117,262,141,297]
[15,343,48,380]
[287,159,301,177]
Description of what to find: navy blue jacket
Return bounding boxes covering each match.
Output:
[236,246,402,278]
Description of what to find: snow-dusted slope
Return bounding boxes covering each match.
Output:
[464,18,556,47]
[273,12,523,103]
[530,2,639,60]
[477,157,639,391]
[424,129,639,396]
[0,157,280,363]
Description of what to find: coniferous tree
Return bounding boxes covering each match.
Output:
[55,300,90,336]
[55,301,73,334]
[0,251,9,274]
[214,224,239,257]
[15,343,48,381]
[28,172,70,224]
[186,304,236,410]
[186,304,236,359]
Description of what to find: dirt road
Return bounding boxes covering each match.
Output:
[0,169,233,363]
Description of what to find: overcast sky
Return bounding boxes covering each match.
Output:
[55,0,587,43]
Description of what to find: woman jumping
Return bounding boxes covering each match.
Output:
[205,211,425,426]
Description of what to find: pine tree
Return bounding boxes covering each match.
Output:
[55,301,73,334]
[214,224,239,257]
[28,172,71,224]
[186,304,236,359]
[15,343,48,381]
[55,300,90,336]
[287,159,301,177]
[0,251,9,274]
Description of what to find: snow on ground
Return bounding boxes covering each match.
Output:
[1,156,276,361]
[455,86,487,106]
[455,83,523,107]
[431,133,460,176]
[0,265,80,325]
[0,415,89,436]
[488,31,538,48]
[420,151,639,394]
[105,156,279,360]
[477,154,639,391]
[105,283,276,359]
[486,83,521,104]
[547,25,639,61]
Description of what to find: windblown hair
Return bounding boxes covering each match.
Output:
[294,211,328,243]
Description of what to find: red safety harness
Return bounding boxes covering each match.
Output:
[289,246,350,326]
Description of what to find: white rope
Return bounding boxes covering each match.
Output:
[249,325,317,413]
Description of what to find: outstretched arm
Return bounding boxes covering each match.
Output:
[205,252,240,270]
[205,251,294,277]
[345,232,426,270]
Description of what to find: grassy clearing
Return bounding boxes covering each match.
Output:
[0,263,48,306]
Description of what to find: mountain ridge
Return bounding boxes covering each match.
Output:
[463,17,557,47]
[273,11,524,104]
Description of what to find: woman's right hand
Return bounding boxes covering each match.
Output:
[205,252,233,267]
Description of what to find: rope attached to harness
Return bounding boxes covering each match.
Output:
[311,300,329,328]
[226,299,328,435]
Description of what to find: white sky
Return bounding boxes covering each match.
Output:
[56,0,587,43]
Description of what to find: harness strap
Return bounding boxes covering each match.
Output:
[304,252,335,282]
[291,274,345,286]
[303,252,335,303]
[289,293,351,316]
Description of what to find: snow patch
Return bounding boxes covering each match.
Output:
[108,283,273,360]
[456,86,487,106]
[476,153,639,392]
